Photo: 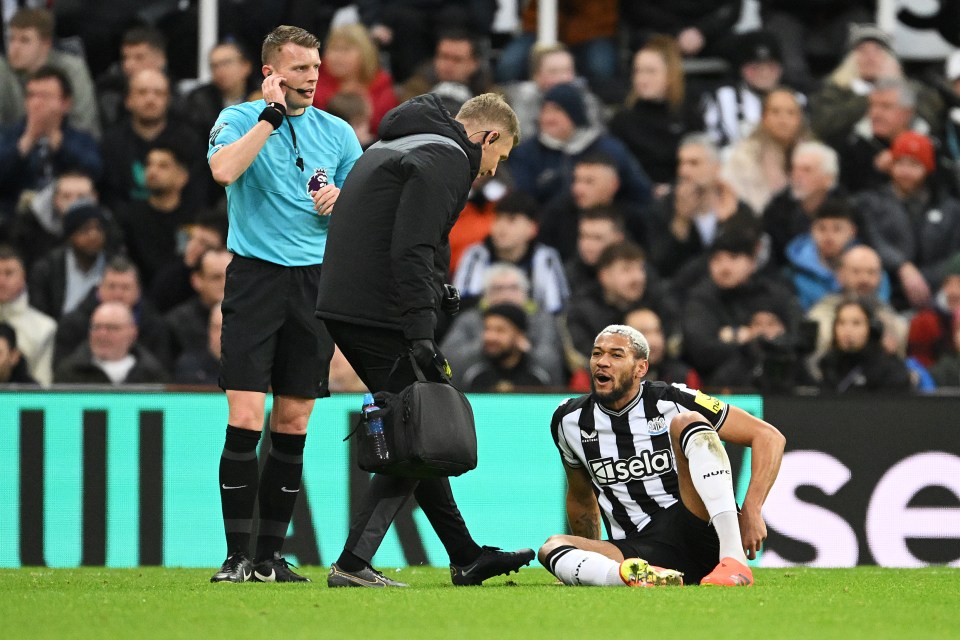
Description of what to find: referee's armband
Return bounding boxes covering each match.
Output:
[258,102,286,130]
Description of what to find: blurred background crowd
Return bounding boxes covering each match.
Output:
[3,0,960,396]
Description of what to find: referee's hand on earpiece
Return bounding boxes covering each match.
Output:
[261,73,287,110]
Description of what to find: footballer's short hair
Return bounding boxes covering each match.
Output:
[595,324,650,360]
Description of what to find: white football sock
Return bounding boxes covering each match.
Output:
[681,424,748,565]
[545,547,624,586]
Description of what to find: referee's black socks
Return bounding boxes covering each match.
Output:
[255,431,306,563]
[219,425,262,556]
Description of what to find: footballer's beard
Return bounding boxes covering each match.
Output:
[591,369,635,407]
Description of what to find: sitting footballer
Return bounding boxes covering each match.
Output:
[539,325,785,586]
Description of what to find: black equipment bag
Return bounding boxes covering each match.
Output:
[347,353,477,478]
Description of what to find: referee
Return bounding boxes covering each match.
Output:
[207,25,362,583]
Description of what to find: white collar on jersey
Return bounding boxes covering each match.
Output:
[596,385,644,417]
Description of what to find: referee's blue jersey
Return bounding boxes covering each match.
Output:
[207,100,362,266]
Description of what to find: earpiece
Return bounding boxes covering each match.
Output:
[487,131,500,144]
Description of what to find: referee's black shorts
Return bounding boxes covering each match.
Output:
[609,501,720,584]
[220,254,333,398]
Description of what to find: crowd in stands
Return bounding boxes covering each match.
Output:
[3,2,960,395]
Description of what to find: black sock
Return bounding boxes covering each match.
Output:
[335,550,367,572]
[219,425,262,556]
[254,431,306,563]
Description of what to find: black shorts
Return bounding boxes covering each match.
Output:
[220,254,333,398]
[609,502,720,584]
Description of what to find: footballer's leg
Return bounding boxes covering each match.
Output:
[538,536,682,587]
[670,412,753,586]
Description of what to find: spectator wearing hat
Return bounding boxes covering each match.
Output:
[722,88,813,215]
[9,169,108,271]
[504,43,605,139]
[453,302,553,392]
[702,30,800,150]
[452,191,569,315]
[0,321,38,384]
[758,1,874,90]
[608,35,703,188]
[681,231,800,383]
[830,77,944,194]
[443,263,564,386]
[27,202,116,320]
[855,130,960,310]
[0,246,56,385]
[907,253,960,368]
[810,24,943,142]
[508,82,652,207]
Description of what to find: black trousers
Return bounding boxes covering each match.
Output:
[323,319,476,563]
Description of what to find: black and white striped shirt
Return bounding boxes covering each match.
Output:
[550,381,729,539]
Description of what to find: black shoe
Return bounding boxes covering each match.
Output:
[327,563,408,588]
[210,551,253,583]
[252,552,311,582]
[450,546,535,586]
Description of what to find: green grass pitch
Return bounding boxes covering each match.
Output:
[4,566,958,639]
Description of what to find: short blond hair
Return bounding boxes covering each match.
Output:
[262,25,320,65]
[456,93,521,147]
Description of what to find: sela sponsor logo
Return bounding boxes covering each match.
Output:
[647,416,667,435]
[588,450,674,486]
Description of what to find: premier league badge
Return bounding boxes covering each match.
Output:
[307,167,329,194]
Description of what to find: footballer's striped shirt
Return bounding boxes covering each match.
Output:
[550,381,729,540]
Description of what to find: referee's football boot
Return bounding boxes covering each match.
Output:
[618,557,684,587]
[327,563,408,588]
[450,546,536,586]
[210,551,253,583]
[252,552,311,582]
[700,557,754,587]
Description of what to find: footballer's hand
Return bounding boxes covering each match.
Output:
[312,184,340,215]
[739,506,767,560]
